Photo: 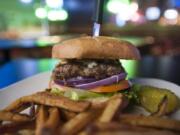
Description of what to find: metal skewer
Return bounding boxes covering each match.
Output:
[92,0,105,37]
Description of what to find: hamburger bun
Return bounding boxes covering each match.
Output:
[52,36,141,60]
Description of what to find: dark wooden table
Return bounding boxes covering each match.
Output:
[0,56,180,89]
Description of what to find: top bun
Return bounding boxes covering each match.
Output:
[52,36,141,60]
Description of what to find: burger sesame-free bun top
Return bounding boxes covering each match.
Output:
[52,36,141,60]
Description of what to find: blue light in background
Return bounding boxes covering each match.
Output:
[16,39,36,48]
[0,62,17,88]
[116,16,126,27]
[174,0,180,7]
[64,0,93,11]
[65,0,79,10]
[17,59,38,78]
[145,7,160,20]
[0,59,57,89]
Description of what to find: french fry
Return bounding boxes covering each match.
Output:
[1,88,180,134]
[151,96,168,117]
[119,114,180,132]
[35,106,48,135]
[4,103,31,113]
[99,94,128,122]
[40,107,60,135]
[59,108,102,135]
[4,92,91,113]
[18,129,35,135]
[0,120,35,134]
[89,130,179,135]
[61,109,77,121]
[0,111,31,122]
[82,122,179,135]
[91,100,108,110]
[85,122,157,133]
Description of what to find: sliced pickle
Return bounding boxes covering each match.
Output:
[138,85,180,113]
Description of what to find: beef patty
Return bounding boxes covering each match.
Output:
[52,59,125,81]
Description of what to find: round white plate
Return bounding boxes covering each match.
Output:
[0,71,51,109]
[0,72,179,119]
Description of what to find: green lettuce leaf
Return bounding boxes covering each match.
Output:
[50,87,115,100]
[50,85,141,103]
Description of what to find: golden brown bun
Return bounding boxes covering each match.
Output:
[52,36,141,60]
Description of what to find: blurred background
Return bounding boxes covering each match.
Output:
[0,0,180,88]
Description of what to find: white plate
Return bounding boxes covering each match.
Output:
[0,71,51,109]
[0,72,179,119]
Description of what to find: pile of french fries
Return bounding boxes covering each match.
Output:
[0,90,180,135]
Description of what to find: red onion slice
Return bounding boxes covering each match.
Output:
[55,77,97,86]
[74,72,127,89]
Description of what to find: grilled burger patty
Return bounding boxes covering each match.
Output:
[53,59,124,80]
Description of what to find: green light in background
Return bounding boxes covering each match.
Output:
[120,60,138,78]
[47,9,68,21]
[35,7,68,21]
[38,59,58,72]
[36,36,61,47]
[107,0,130,14]
[36,40,50,47]
[35,7,47,19]
[119,37,145,47]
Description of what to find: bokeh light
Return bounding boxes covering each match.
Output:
[145,7,160,20]
[164,9,178,20]
[19,0,33,4]
[107,0,130,14]
[107,0,139,23]
[130,2,138,14]
[47,9,68,21]
[35,8,47,19]
[115,16,126,27]
[131,12,141,22]
[45,0,63,8]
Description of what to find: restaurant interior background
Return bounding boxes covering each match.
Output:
[0,0,180,88]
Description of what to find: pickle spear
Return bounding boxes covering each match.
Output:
[136,85,180,114]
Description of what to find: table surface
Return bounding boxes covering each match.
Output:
[0,36,145,49]
[0,56,180,89]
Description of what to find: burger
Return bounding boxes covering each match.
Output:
[49,36,140,103]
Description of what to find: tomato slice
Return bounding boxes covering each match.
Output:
[89,80,130,93]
